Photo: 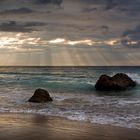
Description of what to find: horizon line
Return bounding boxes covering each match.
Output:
[0,65,139,67]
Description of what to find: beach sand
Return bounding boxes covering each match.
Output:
[0,113,140,140]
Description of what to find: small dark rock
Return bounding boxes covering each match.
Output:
[95,73,136,91]
[28,88,53,103]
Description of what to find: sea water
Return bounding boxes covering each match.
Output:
[0,66,140,129]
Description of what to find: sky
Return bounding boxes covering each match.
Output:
[0,0,140,66]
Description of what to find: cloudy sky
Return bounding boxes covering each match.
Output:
[0,0,140,66]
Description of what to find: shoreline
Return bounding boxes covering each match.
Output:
[0,113,140,140]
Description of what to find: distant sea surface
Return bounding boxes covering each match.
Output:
[0,66,140,129]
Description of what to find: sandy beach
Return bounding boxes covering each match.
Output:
[0,113,139,140]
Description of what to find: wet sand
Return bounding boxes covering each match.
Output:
[0,113,140,140]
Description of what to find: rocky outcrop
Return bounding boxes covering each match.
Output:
[28,88,53,103]
[95,73,136,91]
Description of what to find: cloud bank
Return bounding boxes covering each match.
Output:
[0,0,139,65]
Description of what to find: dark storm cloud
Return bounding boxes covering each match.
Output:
[0,21,46,32]
[121,25,140,47]
[81,0,140,8]
[0,0,139,44]
[35,0,63,5]
[105,0,140,16]
[82,7,97,13]
[105,0,140,11]
[81,0,140,14]
[101,25,109,30]
[0,7,34,15]
[0,0,4,3]
[105,0,117,10]
[123,25,140,37]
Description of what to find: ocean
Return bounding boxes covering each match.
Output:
[0,66,140,129]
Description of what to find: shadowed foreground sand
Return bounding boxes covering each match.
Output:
[0,113,140,140]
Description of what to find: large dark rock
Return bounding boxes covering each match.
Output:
[95,73,136,91]
[28,88,53,103]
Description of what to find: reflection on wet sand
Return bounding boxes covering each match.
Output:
[0,113,140,140]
